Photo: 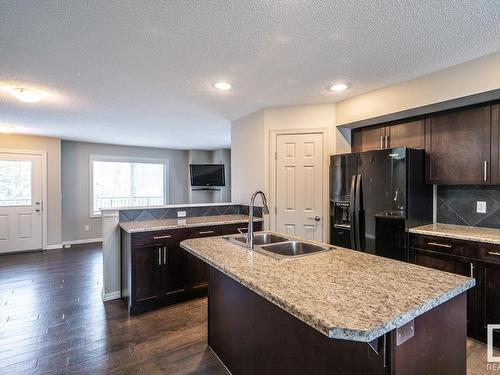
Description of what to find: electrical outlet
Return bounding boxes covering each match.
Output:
[84,225,89,231]
[177,211,186,218]
[477,201,487,214]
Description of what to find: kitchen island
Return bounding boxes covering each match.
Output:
[181,234,475,374]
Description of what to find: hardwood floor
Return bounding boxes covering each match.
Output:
[0,243,227,374]
[0,243,496,374]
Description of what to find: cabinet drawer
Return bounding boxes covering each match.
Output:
[131,228,188,247]
[188,225,222,238]
[478,243,500,264]
[409,234,478,259]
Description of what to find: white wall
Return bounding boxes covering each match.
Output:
[0,134,62,247]
[61,141,190,242]
[336,52,500,127]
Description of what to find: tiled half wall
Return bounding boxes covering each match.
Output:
[119,204,262,222]
[437,185,500,229]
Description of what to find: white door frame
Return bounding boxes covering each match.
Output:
[269,128,330,243]
[0,149,48,250]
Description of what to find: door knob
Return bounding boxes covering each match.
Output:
[35,208,41,212]
[308,216,321,222]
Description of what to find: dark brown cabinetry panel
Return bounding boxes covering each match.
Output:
[122,221,262,314]
[386,119,425,149]
[425,105,491,184]
[410,233,500,346]
[479,261,500,347]
[411,248,476,324]
[491,104,500,184]
[351,125,385,152]
[132,245,163,304]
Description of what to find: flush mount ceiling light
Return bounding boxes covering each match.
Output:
[9,87,45,103]
[213,82,232,91]
[0,123,15,133]
[329,83,349,92]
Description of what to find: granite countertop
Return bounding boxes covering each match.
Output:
[409,223,500,245]
[120,214,262,233]
[180,234,474,342]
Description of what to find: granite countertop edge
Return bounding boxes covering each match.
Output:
[121,216,263,233]
[409,224,500,245]
[180,240,475,342]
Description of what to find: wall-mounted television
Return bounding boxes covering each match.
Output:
[190,164,225,187]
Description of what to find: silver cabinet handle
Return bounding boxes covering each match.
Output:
[484,161,488,182]
[153,235,172,240]
[163,247,167,265]
[427,242,452,248]
[380,135,384,149]
[158,248,161,266]
[198,230,215,235]
[470,263,474,278]
[488,251,500,257]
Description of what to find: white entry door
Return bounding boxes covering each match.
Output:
[276,133,323,241]
[0,152,43,254]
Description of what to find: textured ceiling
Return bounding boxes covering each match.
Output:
[0,1,499,149]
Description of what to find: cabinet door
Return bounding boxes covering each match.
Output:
[386,120,424,149]
[491,104,500,184]
[132,245,163,304]
[479,261,500,347]
[187,253,208,291]
[412,249,477,324]
[164,243,188,295]
[425,105,491,184]
[352,125,385,152]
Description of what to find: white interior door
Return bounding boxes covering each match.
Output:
[0,152,43,254]
[276,133,323,241]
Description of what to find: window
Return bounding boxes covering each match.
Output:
[0,160,32,206]
[90,156,168,216]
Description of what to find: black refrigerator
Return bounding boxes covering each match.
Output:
[330,147,432,261]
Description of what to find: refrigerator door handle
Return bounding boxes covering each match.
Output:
[354,174,362,251]
[349,175,357,250]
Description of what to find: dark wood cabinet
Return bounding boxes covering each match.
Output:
[411,248,477,326]
[410,233,500,346]
[385,119,425,149]
[351,125,385,152]
[132,244,163,304]
[351,119,424,153]
[425,105,491,184]
[491,104,500,184]
[122,220,262,314]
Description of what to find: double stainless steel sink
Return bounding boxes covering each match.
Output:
[224,232,334,260]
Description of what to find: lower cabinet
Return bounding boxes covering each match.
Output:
[410,233,500,347]
[122,221,262,314]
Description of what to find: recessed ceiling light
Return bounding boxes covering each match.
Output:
[329,83,349,92]
[213,82,232,91]
[9,87,45,103]
[0,123,15,133]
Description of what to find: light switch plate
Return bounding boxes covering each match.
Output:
[177,210,187,218]
[477,201,487,214]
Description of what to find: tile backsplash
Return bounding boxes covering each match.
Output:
[119,204,262,222]
[437,185,500,229]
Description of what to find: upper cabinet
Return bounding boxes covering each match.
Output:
[491,104,500,185]
[425,105,491,185]
[351,119,424,153]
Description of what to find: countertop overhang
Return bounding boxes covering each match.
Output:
[120,214,263,233]
[409,223,500,245]
[181,234,474,342]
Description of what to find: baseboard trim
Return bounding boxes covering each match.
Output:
[102,290,121,301]
[62,238,103,246]
[45,244,63,250]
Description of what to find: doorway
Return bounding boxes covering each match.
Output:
[0,151,45,254]
[271,131,326,241]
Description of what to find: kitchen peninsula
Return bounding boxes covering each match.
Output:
[181,234,475,374]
